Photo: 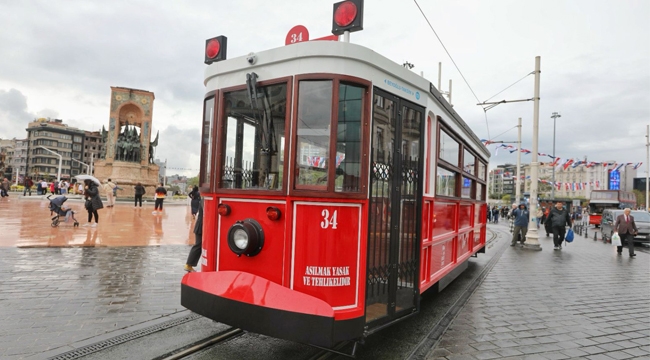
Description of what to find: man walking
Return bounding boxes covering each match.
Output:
[548,201,572,250]
[614,208,638,257]
[511,203,529,246]
[103,178,116,207]
[23,176,33,196]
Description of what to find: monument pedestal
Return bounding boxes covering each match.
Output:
[93,160,160,197]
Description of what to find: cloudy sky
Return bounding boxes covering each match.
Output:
[0,0,648,177]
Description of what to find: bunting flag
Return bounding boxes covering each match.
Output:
[633,162,643,170]
[614,163,625,171]
[563,159,575,170]
[550,157,561,167]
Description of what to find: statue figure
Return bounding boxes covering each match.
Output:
[116,133,126,161]
[149,130,159,164]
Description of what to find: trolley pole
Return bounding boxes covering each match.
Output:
[515,117,522,204]
[524,56,542,251]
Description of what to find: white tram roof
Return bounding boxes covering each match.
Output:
[205,41,489,160]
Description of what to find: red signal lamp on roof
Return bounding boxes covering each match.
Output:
[332,0,364,35]
[205,36,227,64]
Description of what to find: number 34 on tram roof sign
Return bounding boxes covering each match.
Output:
[285,25,338,46]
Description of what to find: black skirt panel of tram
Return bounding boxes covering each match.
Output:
[181,284,365,348]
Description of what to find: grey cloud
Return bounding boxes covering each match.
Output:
[0,88,36,139]
[155,125,201,177]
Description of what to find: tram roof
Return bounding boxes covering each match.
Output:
[204,41,490,160]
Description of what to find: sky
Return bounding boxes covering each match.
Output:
[0,0,648,178]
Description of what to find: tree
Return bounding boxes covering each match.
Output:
[633,189,646,208]
[187,175,199,187]
[501,194,511,204]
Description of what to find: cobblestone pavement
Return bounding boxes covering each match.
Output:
[426,225,650,360]
[0,246,190,359]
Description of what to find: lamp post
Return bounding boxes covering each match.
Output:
[646,125,649,211]
[550,112,561,200]
[37,146,62,182]
[524,56,542,251]
[71,158,90,174]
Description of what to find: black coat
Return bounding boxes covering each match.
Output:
[548,207,571,228]
[193,201,203,235]
[85,184,104,211]
[134,185,146,196]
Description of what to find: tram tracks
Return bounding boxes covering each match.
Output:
[154,327,243,360]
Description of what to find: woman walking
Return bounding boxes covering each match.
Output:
[134,182,145,208]
[188,186,200,219]
[83,179,104,227]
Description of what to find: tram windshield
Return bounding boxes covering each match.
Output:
[221,83,287,190]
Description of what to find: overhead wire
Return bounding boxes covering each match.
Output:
[412,0,489,138]
[483,71,534,103]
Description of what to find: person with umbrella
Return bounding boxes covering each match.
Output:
[76,175,104,227]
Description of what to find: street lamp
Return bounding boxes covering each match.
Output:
[550,112,561,199]
[37,146,62,182]
[71,158,90,174]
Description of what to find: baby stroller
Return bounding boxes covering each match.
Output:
[48,195,79,227]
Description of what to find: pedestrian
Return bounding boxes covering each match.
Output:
[511,203,529,246]
[49,181,55,195]
[547,201,572,250]
[536,207,543,228]
[0,178,9,197]
[103,178,116,207]
[61,180,68,195]
[188,185,200,219]
[134,182,145,208]
[83,179,103,227]
[487,206,492,223]
[23,176,33,196]
[184,198,203,272]
[36,179,43,195]
[53,180,59,195]
[152,183,167,215]
[492,206,499,224]
[614,208,637,257]
[78,182,84,195]
[508,203,517,233]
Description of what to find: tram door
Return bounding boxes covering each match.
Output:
[366,88,424,327]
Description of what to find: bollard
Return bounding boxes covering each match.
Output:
[584,225,588,238]
[593,230,597,241]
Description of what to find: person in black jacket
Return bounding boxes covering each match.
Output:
[83,179,104,227]
[188,186,200,219]
[134,182,146,208]
[547,201,572,250]
[184,199,203,272]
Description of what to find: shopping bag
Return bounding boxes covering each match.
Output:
[611,233,622,247]
[565,228,574,243]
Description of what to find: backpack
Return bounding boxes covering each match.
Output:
[565,228,574,243]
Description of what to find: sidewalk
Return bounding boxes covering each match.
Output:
[426,224,650,360]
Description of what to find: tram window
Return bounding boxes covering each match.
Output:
[463,150,475,175]
[436,166,456,197]
[335,83,363,192]
[439,131,459,166]
[221,83,287,190]
[478,162,486,181]
[475,183,484,201]
[296,81,333,189]
[461,176,472,199]
[200,97,215,188]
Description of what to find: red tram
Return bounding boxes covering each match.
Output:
[181,1,490,350]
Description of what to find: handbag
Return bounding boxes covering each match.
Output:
[565,228,574,243]
[85,200,92,210]
[611,233,622,247]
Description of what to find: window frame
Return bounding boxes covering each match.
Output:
[214,77,293,196]
[436,121,487,201]
[289,74,371,199]
[199,90,218,192]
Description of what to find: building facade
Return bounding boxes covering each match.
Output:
[26,119,86,180]
[488,163,521,198]
[83,130,104,174]
[11,139,28,182]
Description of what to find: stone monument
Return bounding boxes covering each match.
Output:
[93,87,160,197]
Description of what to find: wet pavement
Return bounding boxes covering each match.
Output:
[0,194,197,359]
[0,193,195,247]
[425,223,650,360]
[0,195,648,360]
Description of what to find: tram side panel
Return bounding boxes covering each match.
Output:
[419,198,486,292]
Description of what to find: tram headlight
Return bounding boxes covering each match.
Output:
[227,219,264,257]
